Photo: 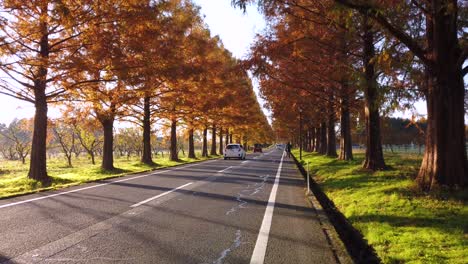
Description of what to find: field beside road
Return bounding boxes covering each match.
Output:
[0,153,216,199]
[293,150,467,264]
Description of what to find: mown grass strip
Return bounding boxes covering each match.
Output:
[0,153,219,199]
[293,150,467,264]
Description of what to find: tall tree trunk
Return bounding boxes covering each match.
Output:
[202,127,208,157]
[229,133,233,144]
[315,127,321,152]
[141,95,153,165]
[170,118,178,161]
[210,124,217,155]
[67,155,72,167]
[225,129,229,146]
[188,128,196,159]
[326,96,338,157]
[311,128,316,152]
[362,15,385,170]
[340,92,353,160]
[89,151,95,165]
[314,125,322,152]
[337,17,353,161]
[28,11,50,182]
[219,127,224,154]
[417,2,467,190]
[101,117,115,171]
[319,122,327,154]
[29,90,49,181]
[308,129,313,152]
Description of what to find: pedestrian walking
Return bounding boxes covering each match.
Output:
[286,142,292,158]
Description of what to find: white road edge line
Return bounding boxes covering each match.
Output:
[250,151,285,264]
[130,182,193,208]
[0,160,218,209]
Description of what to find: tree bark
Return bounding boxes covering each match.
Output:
[66,155,72,167]
[310,128,316,152]
[417,2,467,190]
[210,124,217,156]
[319,122,327,154]
[229,133,233,144]
[314,125,322,152]
[170,118,178,161]
[202,127,208,157]
[141,95,153,165]
[28,8,50,182]
[29,91,49,181]
[362,15,386,170]
[219,127,224,154]
[90,151,95,165]
[100,117,115,171]
[225,129,229,146]
[339,93,353,160]
[326,97,338,157]
[314,127,320,152]
[188,128,196,159]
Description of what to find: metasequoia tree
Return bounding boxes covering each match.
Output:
[335,0,467,189]
[243,2,347,158]
[68,1,146,170]
[0,0,96,182]
[234,0,467,190]
[121,0,202,165]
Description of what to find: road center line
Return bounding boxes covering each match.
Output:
[250,151,285,264]
[0,160,218,210]
[130,182,193,208]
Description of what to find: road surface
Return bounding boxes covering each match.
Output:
[0,149,343,263]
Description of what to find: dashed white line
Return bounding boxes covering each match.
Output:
[250,151,285,264]
[130,182,193,208]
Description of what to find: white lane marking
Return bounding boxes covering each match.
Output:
[250,151,285,264]
[218,166,232,173]
[0,160,218,209]
[130,182,193,208]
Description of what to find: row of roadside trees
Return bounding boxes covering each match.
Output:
[0,0,272,183]
[0,117,248,168]
[234,0,467,191]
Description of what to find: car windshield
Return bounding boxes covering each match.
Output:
[226,145,240,150]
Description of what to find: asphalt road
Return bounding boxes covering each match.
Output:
[0,149,341,264]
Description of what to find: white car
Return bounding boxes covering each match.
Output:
[224,144,246,160]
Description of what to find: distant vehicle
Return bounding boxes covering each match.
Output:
[253,144,262,153]
[276,144,284,149]
[224,144,246,160]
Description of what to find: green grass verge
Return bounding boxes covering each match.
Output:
[293,149,467,264]
[0,152,218,199]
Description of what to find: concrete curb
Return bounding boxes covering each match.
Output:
[292,154,381,264]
